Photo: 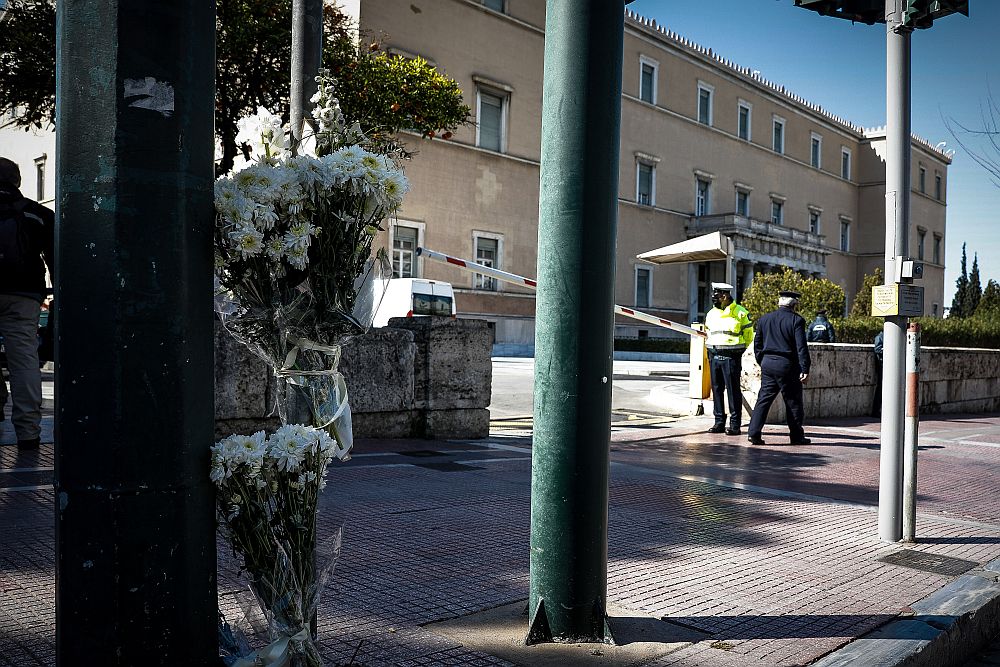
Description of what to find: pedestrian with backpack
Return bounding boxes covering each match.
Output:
[0,157,55,451]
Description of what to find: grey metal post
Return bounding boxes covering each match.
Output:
[527,0,626,644]
[290,0,324,142]
[55,1,218,662]
[878,0,911,543]
[903,322,921,542]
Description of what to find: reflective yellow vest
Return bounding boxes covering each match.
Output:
[705,302,753,349]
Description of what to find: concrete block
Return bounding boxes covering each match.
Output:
[425,408,490,439]
[389,317,493,410]
[351,410,422,439]
[214,320,272,421]
[340,328,415,413]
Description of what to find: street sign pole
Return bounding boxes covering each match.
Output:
[55,1,218,663]
[290,0,324,142]
[527,0,626,644]
[878,0,912,543]
[903,322,921,543]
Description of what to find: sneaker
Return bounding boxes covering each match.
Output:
[707,424,726,434]
[747,435,766,446]
[726,427,741,436]
[17,438,40,451]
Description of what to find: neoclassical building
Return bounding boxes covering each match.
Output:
[358,0,949,346]
[1,1,950,348]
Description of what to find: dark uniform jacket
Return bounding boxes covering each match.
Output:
[753,306,811,375]
[806,315,835,343]
[0,183,55,301]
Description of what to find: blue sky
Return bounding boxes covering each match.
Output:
[627,0,999,297]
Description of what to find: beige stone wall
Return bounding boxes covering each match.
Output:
[742,343,1000,423]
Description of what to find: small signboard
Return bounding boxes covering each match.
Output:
[872,284,924,317]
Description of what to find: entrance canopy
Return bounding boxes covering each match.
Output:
[637,231,734,265]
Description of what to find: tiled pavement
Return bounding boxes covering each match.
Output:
[2,410,1000,665]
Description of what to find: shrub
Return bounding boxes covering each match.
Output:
[742,267,845,322]
[832,315,1000,349]
[851,268,883,317]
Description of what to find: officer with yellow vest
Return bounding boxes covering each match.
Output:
[705,282,754,435]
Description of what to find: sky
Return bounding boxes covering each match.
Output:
[627,0,999,297]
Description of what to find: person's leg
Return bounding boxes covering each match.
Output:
[726,354,743,429]
[871,361,882,417]
[782,374,806,441]
[747,371,780,440]
[709,353,726,428]
[1,296,42,444]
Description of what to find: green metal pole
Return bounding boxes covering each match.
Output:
[527,0,626,645]
[55,1,218,664]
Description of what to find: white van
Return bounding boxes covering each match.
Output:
[371,278,457,328]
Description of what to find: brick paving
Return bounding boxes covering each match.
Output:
[2,411,1000,665]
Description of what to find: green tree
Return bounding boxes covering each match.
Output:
[850,267,884,317]
[0,0,471,174]
[741,267,845,322]
[974,279,1000,319]
[967,253,983,315]
[950,243,971,317]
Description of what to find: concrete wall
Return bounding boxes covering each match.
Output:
[214,317,492,440]
[741,343,1000,424]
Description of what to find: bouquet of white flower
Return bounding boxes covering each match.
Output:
[213,71,407,665]
[213,426,349,666]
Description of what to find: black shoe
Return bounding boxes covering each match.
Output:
[726,427,741,436]
[789,437,812,446]
[17,438,40,451]
[747,435,766,446]
[707,424,726,434]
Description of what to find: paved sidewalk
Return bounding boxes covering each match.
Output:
[2,410,1000,665]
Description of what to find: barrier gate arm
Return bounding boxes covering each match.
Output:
[416,246,707,339]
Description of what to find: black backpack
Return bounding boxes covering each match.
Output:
[0,199,31,286]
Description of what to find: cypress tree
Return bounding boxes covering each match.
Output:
[968,254,983,315]
[951,243,970,317]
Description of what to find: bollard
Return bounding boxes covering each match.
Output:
[902,322,921,543]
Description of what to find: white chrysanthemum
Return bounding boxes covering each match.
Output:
[235,106,289,159]
[284,221,316,252]
[381,170,409,208]
[265,236,285,261]
[285,245,309,270]
[230,225,264,258]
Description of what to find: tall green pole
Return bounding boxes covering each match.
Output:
[527,0,626,644]
[55,1,218,664]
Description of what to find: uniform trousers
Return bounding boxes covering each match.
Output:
[709,348,744,428]
[747,356,805,441]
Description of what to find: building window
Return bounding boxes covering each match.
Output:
[810,133,822,169]
[34,155,46,202]
[919,164,926,193]
[482,0,505,11]
[932,303,939,317]
[772,116,785,154]
[635,266,651,308]
[636,162,655,206]
[840,220,851,252]
[476,87,507,152]
[736,189,750,216]
[738,101,751,141]
[474,234,500,290]
[770,200,783,225]
[809,209,821,235]
[639,57,657,104]
[933,234,942,264]
[695,178,710,216]
[918,228,926,260]
[392,225,419,278]
[841,147,852,180]
[935,172,942,200]
[697,82,714,126]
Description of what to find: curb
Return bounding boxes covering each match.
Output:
[812,557,1000,666]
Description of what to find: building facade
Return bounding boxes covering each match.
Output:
[0,1,950,346]
[359,1,950,345]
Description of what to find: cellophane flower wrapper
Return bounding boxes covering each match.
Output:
[213,427,348,666]
[213,71,405,665]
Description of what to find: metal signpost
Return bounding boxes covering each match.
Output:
[794,0,967,543]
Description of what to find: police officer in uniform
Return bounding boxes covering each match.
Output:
[807,309,836,343]
[747,290,811,446]
[705,282,753,435]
